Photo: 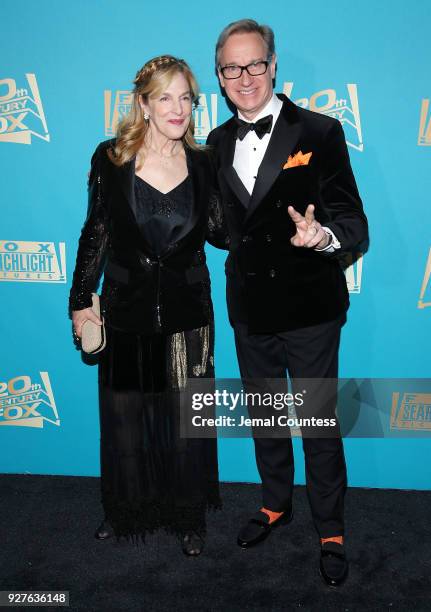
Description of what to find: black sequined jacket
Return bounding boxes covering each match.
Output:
[69,140,229,335]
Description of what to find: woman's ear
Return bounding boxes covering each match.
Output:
[138,94,148,113]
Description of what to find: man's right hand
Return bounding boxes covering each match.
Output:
[287,204,329,249]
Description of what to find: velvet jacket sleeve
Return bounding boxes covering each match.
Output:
[68,144,110,314]
[318,120,369,255]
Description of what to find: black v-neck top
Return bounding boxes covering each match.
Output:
[134,174,193,255]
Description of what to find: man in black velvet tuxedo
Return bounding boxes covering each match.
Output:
[207,19,368,586]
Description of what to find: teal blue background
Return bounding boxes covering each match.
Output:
[1,0,430,488]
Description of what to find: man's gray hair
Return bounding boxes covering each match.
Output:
[215,19,275,68]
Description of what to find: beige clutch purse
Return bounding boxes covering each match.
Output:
[81,293,106,354]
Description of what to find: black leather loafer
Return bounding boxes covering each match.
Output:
[94,519,114,540]
[182,532,204,556]
[237,507,293,548]
[319,541,348,586]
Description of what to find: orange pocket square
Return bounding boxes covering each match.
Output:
[283,150,312,169]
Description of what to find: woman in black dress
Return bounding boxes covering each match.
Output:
[69,55,228,555]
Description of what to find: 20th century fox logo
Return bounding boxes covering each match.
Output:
[0,241,66,283]
[0,372,60,429]
[104,90,217,142]
[0,74,49,144]
[284,82,363,152]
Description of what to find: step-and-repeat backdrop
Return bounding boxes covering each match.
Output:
[1,1,430,488]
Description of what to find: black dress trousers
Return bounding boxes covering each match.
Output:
[233,315,347,538]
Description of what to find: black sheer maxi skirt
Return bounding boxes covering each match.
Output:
[97,322,221,542]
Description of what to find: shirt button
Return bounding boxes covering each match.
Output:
[275,200,282,208]
[266,234,272,242]
[227,201,234,208]
[242,235,250,243]
[269,269,276,278]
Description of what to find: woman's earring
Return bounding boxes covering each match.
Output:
[144,112,150,122]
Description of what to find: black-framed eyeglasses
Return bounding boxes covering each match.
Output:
[219,57,273,80]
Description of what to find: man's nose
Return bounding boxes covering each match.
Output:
[239,68,253,86]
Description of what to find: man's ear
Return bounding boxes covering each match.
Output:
[217,68,225,89]
[270,54,277,80]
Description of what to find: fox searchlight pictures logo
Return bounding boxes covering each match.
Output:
[0,372,60,429]
[104,90,133,136]
[283,82,363,152]
[390,392,431,431]
[0,74,49,144]
[0,241,67,283]
[104,89,218,143]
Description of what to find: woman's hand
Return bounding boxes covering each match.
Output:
[72,307,102,338]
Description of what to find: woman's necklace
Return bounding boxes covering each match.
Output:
[148,143,182,168]
[136,141,183,170]
[149,143,182,161]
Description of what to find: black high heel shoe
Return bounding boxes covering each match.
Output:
[94,519,114,540]
[181,532,204,556]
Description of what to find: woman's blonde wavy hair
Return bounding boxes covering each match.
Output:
[108,55,201,167]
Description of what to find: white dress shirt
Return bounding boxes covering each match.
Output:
[232,93,340,253]
[233,94,283,196]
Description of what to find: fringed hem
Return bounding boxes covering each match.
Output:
[102,490,222,547]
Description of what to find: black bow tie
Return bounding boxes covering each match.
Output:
[235,114,273,141]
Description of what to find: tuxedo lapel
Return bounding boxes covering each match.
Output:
[246,96,301,221]
[223,165,251,208]
[218,119,250,208]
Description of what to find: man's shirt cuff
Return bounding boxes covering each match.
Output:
[314,227,341,253]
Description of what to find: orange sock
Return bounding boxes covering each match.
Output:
[321,535,344,546]
[260,507,284,524]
